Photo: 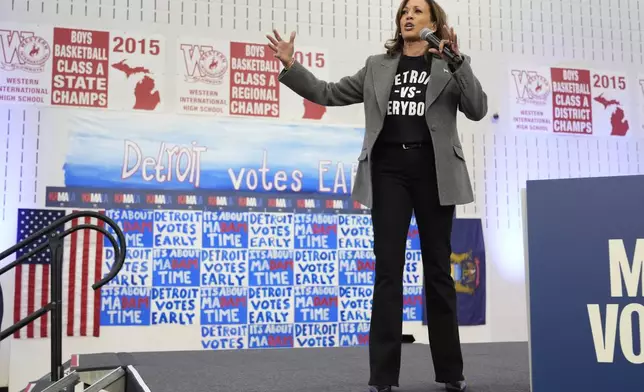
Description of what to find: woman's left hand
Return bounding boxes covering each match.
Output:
[428,25,461,63]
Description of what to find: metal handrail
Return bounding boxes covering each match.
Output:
[0,210,127,383]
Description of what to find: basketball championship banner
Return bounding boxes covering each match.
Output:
[525,175,644,391]
[508,66,641,137]
[35,111,486,347]
[0,23,329,122]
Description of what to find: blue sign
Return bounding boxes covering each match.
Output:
[526,174,644,392]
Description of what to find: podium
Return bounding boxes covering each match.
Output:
[523,175,644,392]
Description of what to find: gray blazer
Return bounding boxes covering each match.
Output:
[278,52,488,209]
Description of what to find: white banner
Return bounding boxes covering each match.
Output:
[508,65,641,138]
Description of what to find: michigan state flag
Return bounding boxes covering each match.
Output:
[423,218,486,326]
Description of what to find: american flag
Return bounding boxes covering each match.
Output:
[13,208,105,339]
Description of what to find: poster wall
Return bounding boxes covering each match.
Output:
[509,66,640,138]
[12,111,487,349]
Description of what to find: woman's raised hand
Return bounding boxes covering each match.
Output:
[266,29,296,67]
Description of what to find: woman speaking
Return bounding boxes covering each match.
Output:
[267,0,487,391]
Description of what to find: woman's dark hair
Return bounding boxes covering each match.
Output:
[385,0,448,57]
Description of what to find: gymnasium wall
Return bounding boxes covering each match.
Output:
[1,0,643,391]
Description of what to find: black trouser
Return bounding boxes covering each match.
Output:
[367,141,464,386]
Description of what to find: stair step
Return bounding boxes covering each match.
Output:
[41,371,80,392]
[20,359,74,392]
[83,367,126,392]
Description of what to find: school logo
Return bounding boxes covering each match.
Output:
[180,43,228,85]
[0,30,51,73]
[511,70,551,105]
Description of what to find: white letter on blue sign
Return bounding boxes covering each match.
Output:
[608,239,644,298]
[587,304,619,363]
[586,239,644,365]
[617,303,644,364]
[587,303,644,364]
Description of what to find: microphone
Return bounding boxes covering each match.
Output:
[419,27,461,64]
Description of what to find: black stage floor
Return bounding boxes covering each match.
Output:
[74,342,530,392]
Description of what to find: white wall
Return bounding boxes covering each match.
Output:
[1,0,643,391]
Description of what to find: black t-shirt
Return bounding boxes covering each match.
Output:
[378,54,432,144]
